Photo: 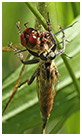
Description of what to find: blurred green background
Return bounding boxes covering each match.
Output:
[2,2,80,134]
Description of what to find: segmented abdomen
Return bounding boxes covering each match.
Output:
[37,61,58,132]
[39,81,54,128]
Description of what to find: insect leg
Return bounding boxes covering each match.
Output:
[51,26,72,59]
[46,12,57,52]
[19,56,40,65]
[8,43,40,64]
[18,68,40,88]
[24,22,28,28]
[57,49,72,58]
[17,50,40,64]
[16,21,22,36]
[28,68,40,85]
[26,47,39,58]
[2,55,30,115]
[46,25,71,60]
[57,39,71,45]
[17,79,29,88]
[55,25,66,56]
[54,21,77,36]
[8,42,39,58]
[2,46,14,51]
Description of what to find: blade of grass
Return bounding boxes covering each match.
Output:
[61,55,80,97]
[49,97,79,134]
[25,2,47,30]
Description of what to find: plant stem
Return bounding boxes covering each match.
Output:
[25,2,47,30]
[61,55,80,97]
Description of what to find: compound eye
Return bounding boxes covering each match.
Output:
[24,28,34,34]
[20,33,27,47]
[29,35,37,46]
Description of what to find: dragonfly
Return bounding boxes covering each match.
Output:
[2,12,76,134]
